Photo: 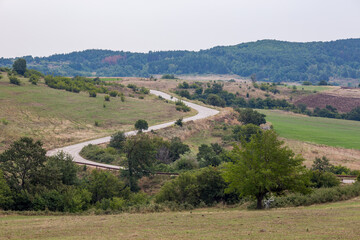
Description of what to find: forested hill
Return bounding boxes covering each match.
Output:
[1,39,360,82]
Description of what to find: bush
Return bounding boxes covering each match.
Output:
[173,152,199,171]
[29,75,39,85]
[161,74,176,79]
[175,118,183,127]
[109,91,118,97]
[270,183,360,209]
[155,167,227,206]
[89,91,97,97]
[9,76,20,85]
[175,100,191,112]
[310,170,340,188]
[104,95,110,101]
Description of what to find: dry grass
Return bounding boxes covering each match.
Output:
[0,73,194,151]
[1,198,360,239]
[284,138,360,169]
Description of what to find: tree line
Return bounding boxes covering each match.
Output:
[1,39,360,83]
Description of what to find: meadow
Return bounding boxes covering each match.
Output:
[1,197,360,239]
[0,74,194,151]
[259,110,360,150]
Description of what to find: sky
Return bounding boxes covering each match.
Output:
[0,0,359,58]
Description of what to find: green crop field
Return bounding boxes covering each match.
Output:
[1,198,360,239]
[0,73,194,151]
[259,110,360,150]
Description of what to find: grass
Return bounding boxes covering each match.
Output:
[1,198,360,239]
[0,73,194,151]
[290,85,333,92]
[259,109,360,150]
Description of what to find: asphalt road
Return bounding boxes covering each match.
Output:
[46,90,219,169]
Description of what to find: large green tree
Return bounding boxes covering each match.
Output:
[124,134,156,191]
[134,119,149,132]
[0,137,47,192]
[237,108,266,126]
[12,58,27,75]
[222,130,310,209]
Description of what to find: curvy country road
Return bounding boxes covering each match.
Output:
[46,90,219,170]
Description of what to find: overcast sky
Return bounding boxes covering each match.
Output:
[0,0,359,58]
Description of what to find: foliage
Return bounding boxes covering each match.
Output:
[0,170,13,210]
[155,167,227,206]
[233,123,262,142]
[237,108,266,126]
[173,152,199,171]
[104,95,110,101]
[222,130,311,209]
[0,137,47,192]
[12,58,27,75]
[175,118,183,127]
[196,144,222,167]
[270,183,360,209]
[124,134,157,191]
[29,75,39,85]
[3,39,360,82]
[168,137,190,162]
[175,100,191,112]
[310,170,340,188]
[134,119,149,132]
[109,131,127,151]
[9,76,20,85]
[161,74,176,79]
[79,144,118,164]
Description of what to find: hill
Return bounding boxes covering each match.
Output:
[1,39,360,84]
[0,72,193,151]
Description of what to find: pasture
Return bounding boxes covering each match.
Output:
[1,197,360,239]
[259,110,360,150]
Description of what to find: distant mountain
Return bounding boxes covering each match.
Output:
[1,39,360,83]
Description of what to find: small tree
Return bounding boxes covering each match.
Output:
[175,118,183,127]
[222,130,310,209]
[134,119,148,132]
[237,108,266,126]
[109,131,126,151]
[104,95,110,101]
[12,58,27,75]
[9,76,21,85]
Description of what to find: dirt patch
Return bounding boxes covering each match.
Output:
[294,92,360,112]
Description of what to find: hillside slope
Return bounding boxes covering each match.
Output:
[1,39,360,83]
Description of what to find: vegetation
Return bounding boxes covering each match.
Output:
[12,58,27,75]
[2,39,360,84]
[134,119,149,132]
[260,109,360,149]
[222,130,310,209]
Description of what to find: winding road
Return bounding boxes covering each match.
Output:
[46,90,219,169]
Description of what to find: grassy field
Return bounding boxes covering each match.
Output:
[259,110,360,150]
[0,73,194,151]
[288,85,334,92]
[1,198,360,239]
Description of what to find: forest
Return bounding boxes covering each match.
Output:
[1,39,360,82]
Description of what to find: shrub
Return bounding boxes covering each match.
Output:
[9,76,20,85]
[270,183,360,209]
[121,96,125,102]
[109,91,118,97]
[89,91,97,97]
[175,118,183,127]
[173,152,198,171]
[94,120,100,126]
[29,75,39,85]
[104,95,110,101]
[161,74,176,79]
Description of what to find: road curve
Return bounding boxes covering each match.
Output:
[46,90,219,169]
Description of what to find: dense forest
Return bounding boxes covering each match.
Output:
[1,39,360,82]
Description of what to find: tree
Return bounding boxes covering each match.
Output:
[311,156,333,172]
[108,131,126,151]
[175,118,183,127]
[250,73,257,83]
[0,137,47,192]
[237,108,266,126]
[87,170,126,203]
[46,151,78,185]
[12,58,27,75]
[169,137,190,162]
[222,130,310,209]
[134,119,148,132]
[124,134,157,191]
[233,123,262,142]
[0,169,13,210]
[206,94,226,107]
